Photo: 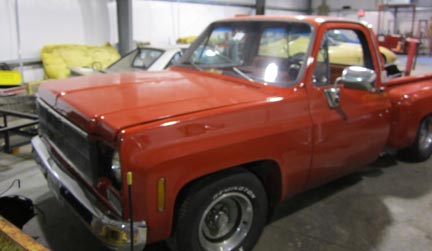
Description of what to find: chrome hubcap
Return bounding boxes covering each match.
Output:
[418,117,432,152]
[199,192,253,251]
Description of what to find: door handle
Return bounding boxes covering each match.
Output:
[324,87,340,109]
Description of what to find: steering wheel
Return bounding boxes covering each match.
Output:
[287,53,305,80]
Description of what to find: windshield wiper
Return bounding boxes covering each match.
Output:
[232,67,254,82]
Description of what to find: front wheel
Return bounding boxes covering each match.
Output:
[398,115,432,162]
[172,170,268,251]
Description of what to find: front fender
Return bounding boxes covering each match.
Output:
[118,96,312,243]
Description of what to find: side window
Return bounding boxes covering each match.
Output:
[165,52,182,68]
[313,36,330,86]
[133,49,163,69]
[312,28,374,86]
[256,27,310,83]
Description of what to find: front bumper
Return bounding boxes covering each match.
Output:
[31,136,147,250]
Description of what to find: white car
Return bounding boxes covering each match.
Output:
[69,44,187,76]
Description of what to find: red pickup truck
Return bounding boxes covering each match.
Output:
[32,16,432,251]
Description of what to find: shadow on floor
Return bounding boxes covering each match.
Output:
[35,195,171,251]
[34,155,432,251]
[254,154,432,251]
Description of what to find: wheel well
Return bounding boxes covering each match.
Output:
[412,113,432,142]
[416,113,432,136]
[241,160,282,209]
[171,160,282,236]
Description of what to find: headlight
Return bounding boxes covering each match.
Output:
[111,151,122,186]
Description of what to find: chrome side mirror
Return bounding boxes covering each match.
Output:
[336,66,376,92]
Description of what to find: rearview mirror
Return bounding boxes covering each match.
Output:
[336,66,376,92]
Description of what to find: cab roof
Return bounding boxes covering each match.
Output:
[220,15,365,28]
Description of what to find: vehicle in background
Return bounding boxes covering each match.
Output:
[69,45,187,76]
[376,3,417,55]
[327,29,397,64]
[248,29,397,68]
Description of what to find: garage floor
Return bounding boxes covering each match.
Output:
[1,56,432,251]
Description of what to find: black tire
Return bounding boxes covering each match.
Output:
[398,115,432,162]
[172,170,268,251]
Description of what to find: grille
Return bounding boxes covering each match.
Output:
[38,100,95,182]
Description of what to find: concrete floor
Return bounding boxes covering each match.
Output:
[1,146,432,251]
[1,56,432,251]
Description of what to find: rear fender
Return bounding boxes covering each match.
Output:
[387,91,432,148]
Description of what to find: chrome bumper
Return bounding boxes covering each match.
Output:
[31,136,147,251]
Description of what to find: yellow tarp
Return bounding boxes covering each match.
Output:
[176,36,197,44]
[41,43,120,79]
[0,70,22,86]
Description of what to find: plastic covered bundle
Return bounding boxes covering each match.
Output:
[41,43,120,79]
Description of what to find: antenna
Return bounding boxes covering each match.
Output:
[127,172,134,251]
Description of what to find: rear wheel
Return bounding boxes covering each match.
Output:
[173,170,268,251]
[399,115,432,162]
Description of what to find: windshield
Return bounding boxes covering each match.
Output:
[108,48,164,72]
[179,21,312,86]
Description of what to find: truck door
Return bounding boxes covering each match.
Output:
[306,23,391,188]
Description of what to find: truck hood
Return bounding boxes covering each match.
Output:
[38,69,269,141]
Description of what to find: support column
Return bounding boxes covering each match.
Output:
[117,0,133,56]
[256,0,265,15]
[306,0,313,14]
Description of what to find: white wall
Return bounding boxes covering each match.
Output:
[0,0,18,61]
[186,0,254,4]
[132,1,254,45]
[77,0,111,45]
[312,0,432,35]
[265,9,305,16]
[417,0,432,7]
[0,0,112,61]
[312,0,378,11]
[322,8,430,36]
[132,0,308,45]
[267,0,309,10]
[313,0,432,10]
[0,0,307,63]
